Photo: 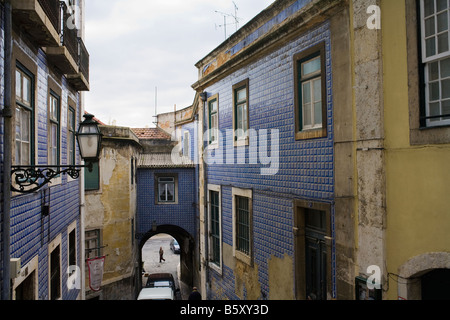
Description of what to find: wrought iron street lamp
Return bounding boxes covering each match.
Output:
[76,113,102,162]
[11,113,102,193]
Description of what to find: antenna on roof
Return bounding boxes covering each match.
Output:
[153,86,158,127]
[215,1,241,40]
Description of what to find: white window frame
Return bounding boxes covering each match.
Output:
[12,255,39,300]
[183,130,190,157]
[301,56,323,131]
[68,107,76,166]
[49,92,60,166]
[155,174,178,204]
[208,184,222,274]
[420,0,450,127]
[208,94,219,148]
[67,221,80,296]
[67,221,78,271]
[233,79,250,146]
[231,187,252,266]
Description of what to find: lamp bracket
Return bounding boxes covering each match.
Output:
[11,164,92,194]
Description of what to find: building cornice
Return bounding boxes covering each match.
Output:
[192,0,346,92]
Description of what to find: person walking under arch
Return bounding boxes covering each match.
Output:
[159,246,165,263]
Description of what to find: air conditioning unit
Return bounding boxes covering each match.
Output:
[10,258,21,279]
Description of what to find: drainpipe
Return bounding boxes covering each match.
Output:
[2,0,13,300]
[78,0,86,300]
[79,109,86,300]
[200,92,208,296]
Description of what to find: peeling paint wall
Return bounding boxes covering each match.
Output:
[268,254,294,300]
[85,126,141,300]
[234,260,261,300]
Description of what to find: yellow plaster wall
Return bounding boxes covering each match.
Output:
[101,148,135,281]
[382,0,450,299]
[85,144,138,289]
[381,0,410,150]
[268,254,294,300]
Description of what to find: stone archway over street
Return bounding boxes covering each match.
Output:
[138,224,195,287]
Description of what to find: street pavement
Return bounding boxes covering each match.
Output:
[141,233,192,300]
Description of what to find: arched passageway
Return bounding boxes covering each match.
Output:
[139,225,195,287]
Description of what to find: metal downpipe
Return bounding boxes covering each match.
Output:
[2,0,13,300]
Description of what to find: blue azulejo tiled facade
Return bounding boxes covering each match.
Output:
[200,18,335,299]
[136,168,197,239]
[136,165,198,285]
[1,1,88,300]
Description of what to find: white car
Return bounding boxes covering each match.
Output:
[137,287,174,300]
[137,273,180,300]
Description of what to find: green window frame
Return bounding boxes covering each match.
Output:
[232,79,249,144]
[15,63,34,166]
[49,91,60,166]
[85,161,100,191]
[68,107,76,166]
[235,195,250,256]
[210,190,221,266]
[208,95,219,145]
[294,42,327,140]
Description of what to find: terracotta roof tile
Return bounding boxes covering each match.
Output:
[131,127,171,140]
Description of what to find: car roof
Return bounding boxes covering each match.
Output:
[146,273,175,288]
[137,287,174,300]
[147,273,174,281]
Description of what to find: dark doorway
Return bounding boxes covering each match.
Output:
[422,269,450,300]
[294,200,332,300]
[305,208,327,300]
[15,271,36,300]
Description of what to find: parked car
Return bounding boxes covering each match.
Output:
[137,287,174,300]
[170,238,180,254]
[137,273,180,300]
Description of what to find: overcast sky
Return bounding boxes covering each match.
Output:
[84,0,275,128]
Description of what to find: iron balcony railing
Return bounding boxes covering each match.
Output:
[60,2,89,82]
[78,37,90,82]
[61,2,78,63]
[38,0,61,33]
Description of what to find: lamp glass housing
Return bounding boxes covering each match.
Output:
[76,114,102,162]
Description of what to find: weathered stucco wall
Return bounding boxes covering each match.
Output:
[85,126,141,300]
[351,0,387,292]
[331,4,357,300]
